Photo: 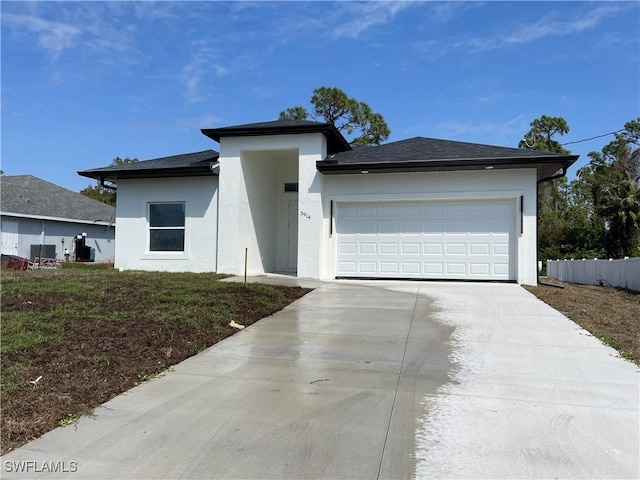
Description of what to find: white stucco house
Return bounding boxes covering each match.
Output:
[1,175,115,262]
[78,120,577,285]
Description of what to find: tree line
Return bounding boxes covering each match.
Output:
[522,116,640,260]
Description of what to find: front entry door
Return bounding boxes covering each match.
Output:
[287,200,298,271]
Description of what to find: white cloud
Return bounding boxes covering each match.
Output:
[181,41,228,104]
[1,13,82,58]
[411,4,625,61]
[467,5,623,52]
[430,2,484,23]
[331,1,416,39]
[1,5,146,71]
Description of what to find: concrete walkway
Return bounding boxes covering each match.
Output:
[2,280,638,479]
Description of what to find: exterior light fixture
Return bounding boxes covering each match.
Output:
[361,170,369,174]
[485,166,494,170]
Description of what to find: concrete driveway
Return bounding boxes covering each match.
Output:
[2,280,638,479]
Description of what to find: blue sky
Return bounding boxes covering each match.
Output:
[2,1,638,192]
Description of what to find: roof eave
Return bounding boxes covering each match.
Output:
[0,211,113,226]
[201,124,352,155]
[77,166,217,182]
[317,155,579,179]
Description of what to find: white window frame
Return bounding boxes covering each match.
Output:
[147,202,186,253]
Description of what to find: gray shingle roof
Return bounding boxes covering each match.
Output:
[1,175,115,223]
[77,124,578,183]
[201,120,351,154]
[317,137,578,179]
[78,150,219,182]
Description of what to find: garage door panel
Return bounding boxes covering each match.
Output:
[446,263,466,275]
[380,243,399,254]
[424,263,443,274]
[402,243,421,255]
[359,262,377,274]
[446,243,466,255]
[470,243,490,255]
[358,243,377,255]
[338,261,357,273]
[380,262,399,273]
[402,262,421,274]
[336,200,515,280]
[493,243,509,255]
[470,263,490,275]
[423,243,443,255]
[338,242,357,254]
[493,264,510,275]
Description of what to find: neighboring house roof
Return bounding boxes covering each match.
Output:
[78,150,219,182]
[1,175,115,225]
[316,137,579,180]
[201,119,352,155]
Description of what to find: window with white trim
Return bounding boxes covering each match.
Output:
[148,203,185,252]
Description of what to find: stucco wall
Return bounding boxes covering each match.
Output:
[0,215,115,262]
[241,151,278,273]
[318,168,539,285]
[217,133,324,276]
[114,177,218,272]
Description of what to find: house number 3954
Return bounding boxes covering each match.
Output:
[300,211,311,219]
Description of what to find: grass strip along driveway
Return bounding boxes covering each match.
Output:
[0,268,310,454]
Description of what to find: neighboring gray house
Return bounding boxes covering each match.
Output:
[0,175,115,262]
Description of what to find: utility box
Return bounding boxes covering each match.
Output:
[74,233,94,262]
[30,244,56,260]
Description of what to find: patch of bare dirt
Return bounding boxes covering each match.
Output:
[1,279,309,454]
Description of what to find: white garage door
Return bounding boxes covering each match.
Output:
[336,200,516,280]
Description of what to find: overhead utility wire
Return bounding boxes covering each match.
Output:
[561,128,625,146]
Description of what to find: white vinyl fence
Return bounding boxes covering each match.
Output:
[547,257,640,292]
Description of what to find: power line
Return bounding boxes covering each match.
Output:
[561,129,625,146]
